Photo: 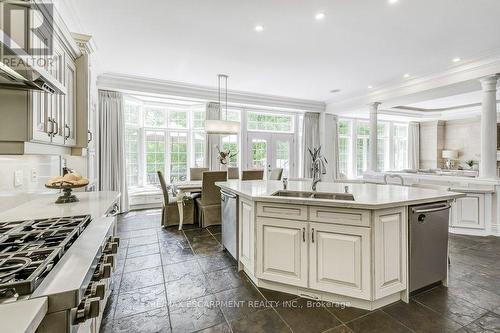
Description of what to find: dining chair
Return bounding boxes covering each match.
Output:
[190,167,209,181]
[383,174,405,185]
[157,171,194,227]
[269,168,283,180]
[195,171,227,227]
[227,167,239,179]
[241,170,264,180]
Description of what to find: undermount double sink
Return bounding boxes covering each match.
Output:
[271,190,355,201]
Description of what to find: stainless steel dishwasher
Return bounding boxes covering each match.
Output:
[221,190,238,260]
[409,201,451,293]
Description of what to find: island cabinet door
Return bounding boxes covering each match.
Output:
[256,217,308,287]
[373,208,407,299]
[239,197,255,273]
[451,194,485,230]
[308,222,371,300]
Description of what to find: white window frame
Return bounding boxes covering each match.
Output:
[339,117,409,178]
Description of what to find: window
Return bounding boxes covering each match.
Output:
[169,132,188,182]
[124,98,206,187]
[145,131,165,185]
[337,118,409,178]
[221,135,239,167]
[356,122,370,176]
[338,120,351,177]
[393,124,408,170]
[377,123,389,172]
[247,112,293,132]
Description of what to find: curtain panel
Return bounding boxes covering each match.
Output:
[205,102,221,170]
[408,121,420,170]
[98,90,129,212]
[302,112,321,178]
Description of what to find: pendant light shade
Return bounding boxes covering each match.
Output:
[204,74,240,134]
[204,119,240,134]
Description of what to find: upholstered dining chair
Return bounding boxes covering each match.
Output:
[195,171,227,227]
[241,170,264,180]
[227,167,239,179]
[269,168,283,180]
[190,167,209,181]
[157,171,194,227]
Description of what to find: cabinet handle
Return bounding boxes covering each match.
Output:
[88,130,93,143]
[64,124,71,140]
[311,228,315,243]
[302,227,305,242]
[53,119,59,135]
[47,118,53,137]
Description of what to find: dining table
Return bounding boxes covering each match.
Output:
[172,180,202,230]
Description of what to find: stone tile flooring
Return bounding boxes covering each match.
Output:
[101,209,500,333]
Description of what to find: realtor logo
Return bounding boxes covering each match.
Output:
[1,0,54,56]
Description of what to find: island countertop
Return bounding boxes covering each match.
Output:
[216,180,464,209]
[0,191,120,222]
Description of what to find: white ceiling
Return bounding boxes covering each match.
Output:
[65,0,500,102]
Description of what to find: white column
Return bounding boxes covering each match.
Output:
[479,75,498,179]
[368,102,381,172]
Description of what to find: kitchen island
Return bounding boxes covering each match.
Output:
[216,180,463,310]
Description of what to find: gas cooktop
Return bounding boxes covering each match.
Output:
[0,215,91,300]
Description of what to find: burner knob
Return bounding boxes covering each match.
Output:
[104,242,118,254]
[99,263,112,279]
[86,297,100,319]
[74,297,100,323]
[91,282,106,300]
[104,255,115,268]
[108,236,120,246]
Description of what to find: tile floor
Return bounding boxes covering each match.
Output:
[101,209,500,333]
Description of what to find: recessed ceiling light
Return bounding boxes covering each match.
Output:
[388,0,399,4]
[254,25,264,32]
[368,85,373,89]
[315,12,326,20]
[403,73,411,78]
[330,89,341,93]
[452,57,461,63]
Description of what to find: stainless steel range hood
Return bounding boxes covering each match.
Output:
[0,29,66,94]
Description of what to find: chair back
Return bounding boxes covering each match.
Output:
[227,167,239,179]
[383,174,405,185]
[241,170,264,180]
[190,167,209,181]
[157,171,170,204]
[201,171,227,205]
[269,168,283,180]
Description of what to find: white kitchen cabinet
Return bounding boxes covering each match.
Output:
[239,197,255,273]
[63,57,77,146]
[256,217,308,287]
[309,222,371,300]
[373,208,407,299]
[451,194,484,230]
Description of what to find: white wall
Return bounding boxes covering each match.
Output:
[0,155,61,211]
[443,117,481,163]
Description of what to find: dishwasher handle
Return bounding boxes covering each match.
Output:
[412,203,451,214]
[220,190,237,199]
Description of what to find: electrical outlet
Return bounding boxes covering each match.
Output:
[31,168,38,182]
[14,170,23,187]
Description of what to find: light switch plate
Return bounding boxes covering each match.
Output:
[14,170,23,187]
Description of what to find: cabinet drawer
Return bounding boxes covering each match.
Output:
[310,206,370,227]
[256,202,308,221]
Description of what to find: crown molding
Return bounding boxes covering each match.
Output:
[326,50,500,115]
[97,73,325,113]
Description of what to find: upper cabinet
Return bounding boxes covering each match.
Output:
[0,2,93,155]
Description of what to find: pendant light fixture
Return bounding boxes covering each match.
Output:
[204,74,240,134]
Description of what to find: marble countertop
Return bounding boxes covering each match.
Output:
[365,171,500,186]
[0,297,47,333]
[0,191,120,222]
[216,180,464,209]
